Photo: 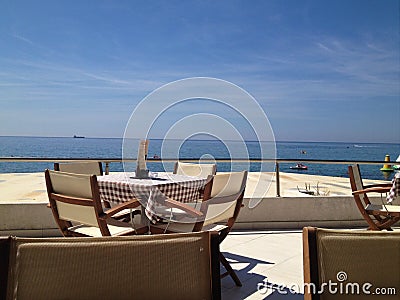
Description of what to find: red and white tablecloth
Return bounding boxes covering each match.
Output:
[387,172,400,203]
[97,172,206,222]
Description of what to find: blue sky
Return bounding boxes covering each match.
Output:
[0,0,399,143]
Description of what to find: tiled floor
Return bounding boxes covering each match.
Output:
[220,230,304,299]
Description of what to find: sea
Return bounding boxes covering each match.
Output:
[0,136,399,181]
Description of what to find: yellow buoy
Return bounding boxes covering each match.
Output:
[380,154,393,172]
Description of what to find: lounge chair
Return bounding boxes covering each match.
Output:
[0,231,221,300]
[151,171,248,286]
[45,169,147,236]
[348,164,400,230]
[174,161,217,177]
[303,227,400,300]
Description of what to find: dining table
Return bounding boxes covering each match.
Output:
[97,172,207,223]
[386,172,400,203]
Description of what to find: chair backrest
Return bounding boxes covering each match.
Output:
[3,232,221,300]
[348,164,369,204]
[348,164,364,190]
[174,162,217,178]
[45,169,109,236]
[303,227,400,300]
[54,161,103,176]
[203,171,248,227]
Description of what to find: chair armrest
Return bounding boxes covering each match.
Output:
[164,199,203,218]
[102,199,141,218]
[352,186,391,195]
[363,183,392,189]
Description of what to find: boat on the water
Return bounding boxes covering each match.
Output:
[73,135,85,138]
[290,163,308,170]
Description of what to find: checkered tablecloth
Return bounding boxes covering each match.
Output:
[387,172,400,203]
[97,172,207,222]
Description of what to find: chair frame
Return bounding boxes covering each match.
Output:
[348,164,400,230]
[152,171,248,286]
[54,162,132,212]
[303,227,321,300]
[166,175,214,232]
[45,169,147,236]
[150,175,214,234]
[217,187,246,286]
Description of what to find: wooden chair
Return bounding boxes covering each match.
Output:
[152,171,248,286]
[54,161,140,219]
[54,161,103,176]
[174,161,217,177]
[1,232,221,300]
[303,227,400,300]
[45,169,148,236]
[54,161,110,207]
[348,164,400,230]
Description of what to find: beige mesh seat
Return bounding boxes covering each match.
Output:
[151,171,248,286]
[303,227,400,300]
[2,232,221,300]
[45,169,147,237]
[174,161,217,177]
[348,164,400,230]
[54,161,103,175]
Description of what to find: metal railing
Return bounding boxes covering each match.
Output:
[0,157,396,197]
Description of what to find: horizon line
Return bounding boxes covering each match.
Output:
[0,135,398,145]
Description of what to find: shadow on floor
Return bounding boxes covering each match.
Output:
[221,252,303,299]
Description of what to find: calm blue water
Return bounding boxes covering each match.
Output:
[0,136,399,180]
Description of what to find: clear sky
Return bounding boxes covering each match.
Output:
[1,0,399,143]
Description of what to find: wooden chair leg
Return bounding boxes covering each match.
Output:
[375,215,400,230]
[219,252,242,286]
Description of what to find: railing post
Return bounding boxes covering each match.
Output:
[276,161,280,197]
[105,162,110,175]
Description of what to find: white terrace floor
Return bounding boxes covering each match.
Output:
[221,229,304,300]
